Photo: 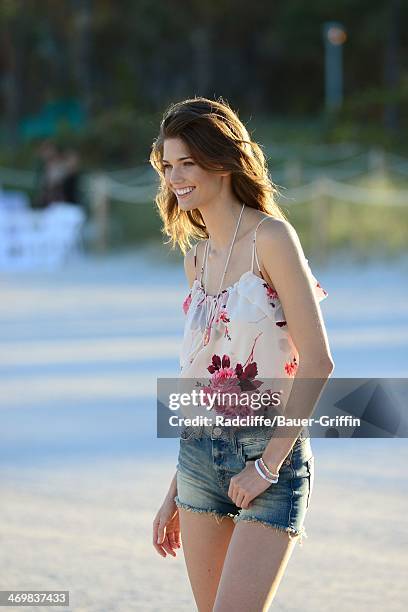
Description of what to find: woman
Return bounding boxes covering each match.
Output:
[150,97,334,611]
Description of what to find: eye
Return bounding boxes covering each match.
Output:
[162,161,194,170]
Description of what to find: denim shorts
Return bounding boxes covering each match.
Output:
[174,424,314,547]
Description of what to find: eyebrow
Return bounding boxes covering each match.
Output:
[162,156,192,163]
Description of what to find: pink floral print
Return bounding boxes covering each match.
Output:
[264,282,279,306]
[182,292,192,315]
[197,332,275,417]
[215,306,231,340]
[284,355,298,377]
[262,282,287,327]
[202,355,263,417]
[180,259,328,391]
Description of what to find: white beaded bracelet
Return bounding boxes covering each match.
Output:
[259,457,279,480]
[254,458,279,484]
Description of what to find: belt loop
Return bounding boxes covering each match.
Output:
[230,427,238,454]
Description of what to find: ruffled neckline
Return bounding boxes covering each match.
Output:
[182,260,328,318]
[194,270,272,300]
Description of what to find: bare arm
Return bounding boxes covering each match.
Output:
[152,243,204,557]
[165,243,200,497]
[256,219,335,471]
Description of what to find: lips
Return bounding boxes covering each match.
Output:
[175,187,196,198]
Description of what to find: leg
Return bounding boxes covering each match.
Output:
[178,508,236,612]
[213,521,299,612]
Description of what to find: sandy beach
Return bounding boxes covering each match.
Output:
[1,249,407,611]
[1,440,407,612]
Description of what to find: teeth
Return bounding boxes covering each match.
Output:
[176,187,195,195]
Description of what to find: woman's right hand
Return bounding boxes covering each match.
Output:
[152,496,181,558]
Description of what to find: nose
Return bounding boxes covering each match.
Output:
[169,167,185,185]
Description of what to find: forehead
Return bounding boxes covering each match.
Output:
[162,137,192,161]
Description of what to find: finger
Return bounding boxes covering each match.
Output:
[169,531,181,550]
[153,520,164,554]
[228,476,237,499]
[162,534,176,557]
[167,532,178,553]
[156,521,166,546]
[228,480,236,500]
[240,496,252,509]
[235,491,246,507]
[153,522,168,557]
[175,531,182,548]
[153,541,168,557]
[152,531,168,557]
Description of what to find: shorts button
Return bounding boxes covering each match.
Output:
[213,427,222,437]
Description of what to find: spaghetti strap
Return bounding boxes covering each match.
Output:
[193,240,208,283]
[251,216,273,276]
[198,240,210,284]
[193,243,198,280]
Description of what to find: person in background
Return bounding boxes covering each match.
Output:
[34,140,81,209]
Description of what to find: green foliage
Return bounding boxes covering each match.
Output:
[105,192,408,260]
[69,108,159,167]
[1,0,407,263]
[109,201,163,248]
[1,0,407,153]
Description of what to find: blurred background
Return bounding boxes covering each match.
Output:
[0,2,407,611]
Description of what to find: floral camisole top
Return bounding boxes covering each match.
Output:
[179,217,328,421]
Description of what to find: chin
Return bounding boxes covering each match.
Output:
[176,200,198,212]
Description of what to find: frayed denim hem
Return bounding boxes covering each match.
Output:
[174,496,237,526]
[174,496,308,546]
[232,515,308,548]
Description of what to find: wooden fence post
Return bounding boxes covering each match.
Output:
[368,147,386,180]
[90,174,109,252]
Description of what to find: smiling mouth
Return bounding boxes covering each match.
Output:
[175,187,196,198]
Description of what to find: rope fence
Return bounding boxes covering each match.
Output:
[0,145,407,257]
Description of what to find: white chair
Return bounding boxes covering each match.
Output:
[0,202,86,270]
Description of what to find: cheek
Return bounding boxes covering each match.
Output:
[194,170,219,190]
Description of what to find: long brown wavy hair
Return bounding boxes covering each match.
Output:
[149,96,288,255]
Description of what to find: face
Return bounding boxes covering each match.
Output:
[162,137,227,212]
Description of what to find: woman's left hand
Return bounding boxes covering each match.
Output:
[228,460,276,509]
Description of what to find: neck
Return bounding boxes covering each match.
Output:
[200,199,245,254]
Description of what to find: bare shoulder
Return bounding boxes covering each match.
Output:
[256,217,304,259]
[256,216,295,238]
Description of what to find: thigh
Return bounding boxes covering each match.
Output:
[175,431,240,610]
[179,509,236,612]
[213,520,297,612]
